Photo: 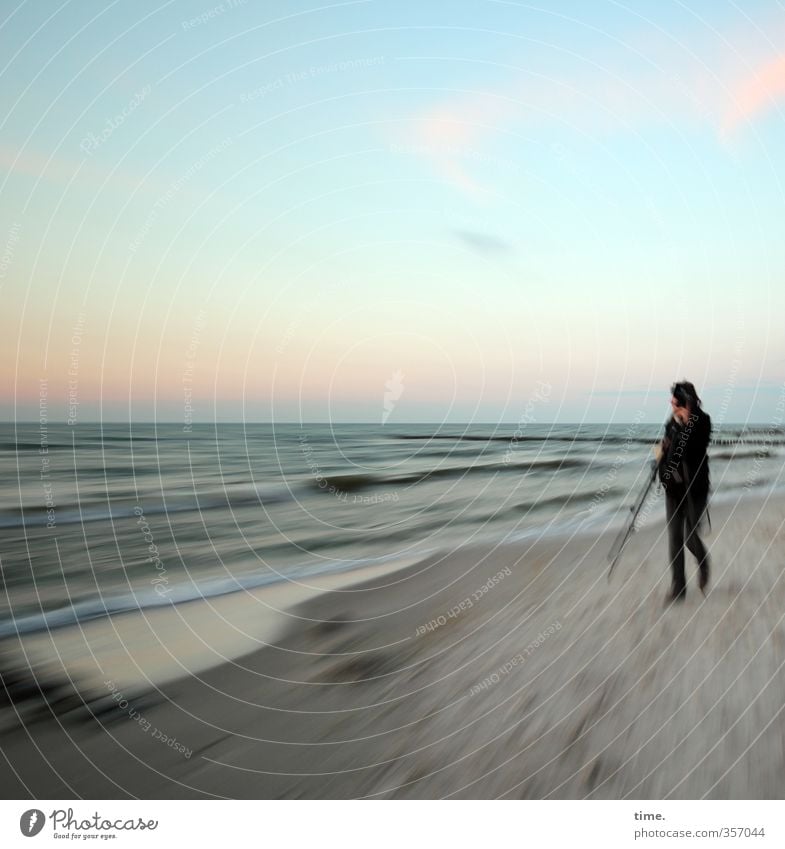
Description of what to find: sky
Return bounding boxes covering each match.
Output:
[2,0,784,424]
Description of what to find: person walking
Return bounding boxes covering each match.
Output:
[658,381,712,604]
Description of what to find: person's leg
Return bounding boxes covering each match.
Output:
[685,497,710,593]
[665,492,687,599]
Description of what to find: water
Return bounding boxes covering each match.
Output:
[1,421,782,636]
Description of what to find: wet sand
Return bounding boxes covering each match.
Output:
[2,488,785,799]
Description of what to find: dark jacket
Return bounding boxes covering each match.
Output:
[659,409,712,509]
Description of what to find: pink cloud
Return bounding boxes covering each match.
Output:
[401,71,711,194]
[400,35,785,191]
[722,52,785,135]
[0,144,176,196]
[0,144,81,183]
[403,90,520,197]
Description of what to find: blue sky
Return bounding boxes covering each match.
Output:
[2,0,784,423]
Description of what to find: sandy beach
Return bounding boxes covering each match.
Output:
[2,486,785,799]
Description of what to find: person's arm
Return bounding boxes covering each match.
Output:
[694,412,711,455]
[656,420,676,489]
[654,435,670,464]
[684,412,710,471]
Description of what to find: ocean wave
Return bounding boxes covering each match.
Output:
[0,434,166,451]
[0,441,72,452]
[76,466,165,479]
[0,484,295,529]
[394,433,655,445]
[395,433,785,447]
[711,449,776,460]
[0,548,437,639]
[311,457,596,493]
[506,488,621,516]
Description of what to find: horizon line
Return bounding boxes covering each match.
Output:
[3,420,776,427]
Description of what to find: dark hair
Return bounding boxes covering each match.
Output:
[671,380,702,409]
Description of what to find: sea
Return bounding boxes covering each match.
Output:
[1,421,783,638]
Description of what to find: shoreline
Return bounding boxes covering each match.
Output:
[2,484,785,798]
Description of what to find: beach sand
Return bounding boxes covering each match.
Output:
[2,487,785,799]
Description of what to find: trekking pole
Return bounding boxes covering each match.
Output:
[607,415,670,581]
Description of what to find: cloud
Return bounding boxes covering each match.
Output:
[404,90,520,196]
[0,144,82,183]
[401,71,705,195]
[452,229,513,256]
[0,144,172,196]
[401,29,785,189]
[397,22,785,193]
[722,52,785,136]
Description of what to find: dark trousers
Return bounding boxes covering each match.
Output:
[665,491,709,591]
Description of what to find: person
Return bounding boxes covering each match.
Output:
[657,381,712,604]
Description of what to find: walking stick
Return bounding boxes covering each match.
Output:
[607,415,670,581]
